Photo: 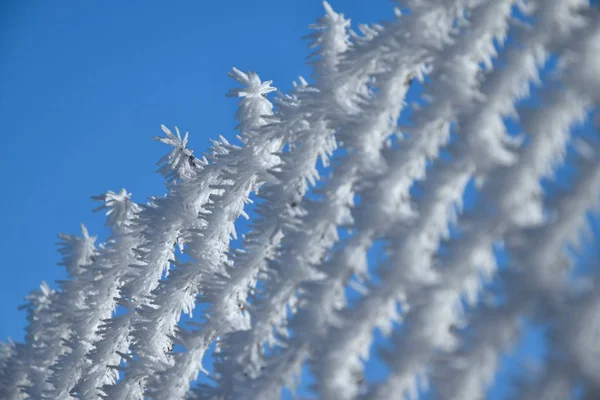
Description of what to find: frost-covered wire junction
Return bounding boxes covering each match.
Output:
[2,1,600,399]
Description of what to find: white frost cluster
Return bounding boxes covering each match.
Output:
[1,1,600,400]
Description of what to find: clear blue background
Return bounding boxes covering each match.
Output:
[0,1,597,399]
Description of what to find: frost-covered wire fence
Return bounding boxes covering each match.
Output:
[1,1,600,399]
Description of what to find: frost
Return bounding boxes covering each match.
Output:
[2,1,600,400]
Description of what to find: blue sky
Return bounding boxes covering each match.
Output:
[1,1,598,398]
